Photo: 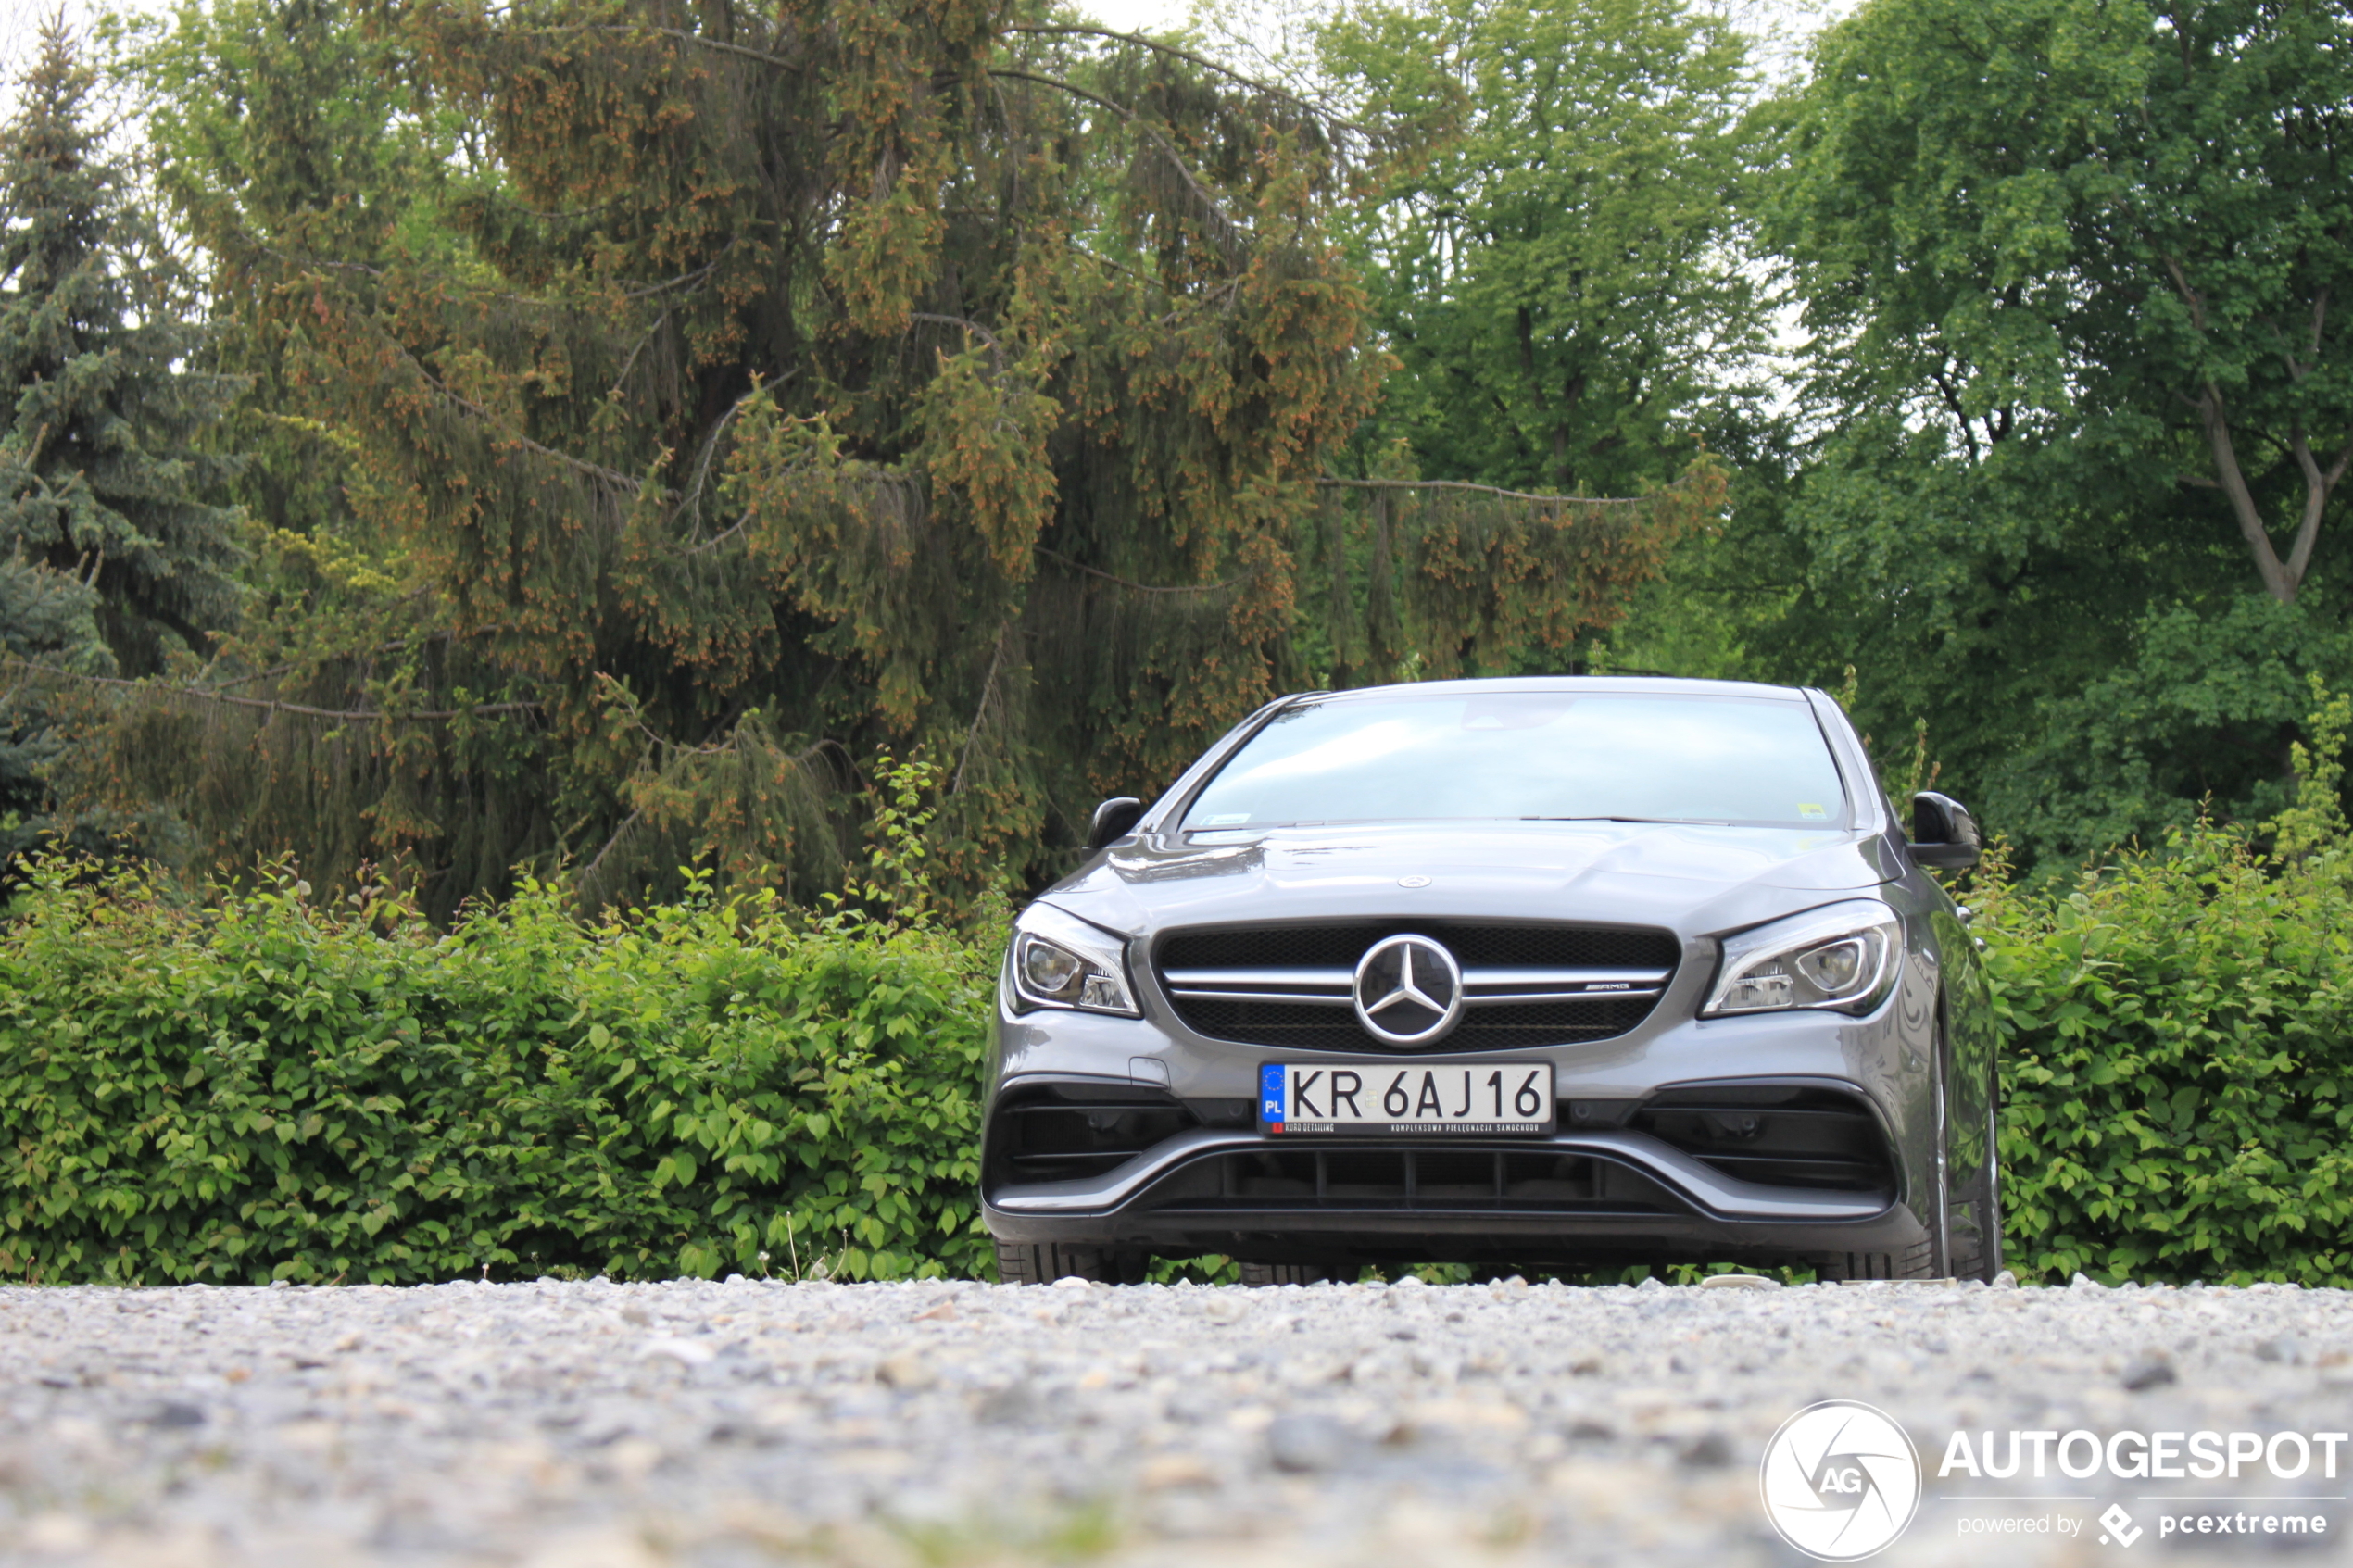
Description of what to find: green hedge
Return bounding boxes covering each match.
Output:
[0,863,996,1285]
[1982,824,2353,1286]
[16,821,2353,1288]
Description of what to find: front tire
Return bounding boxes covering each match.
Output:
[994,1241,1149,1285]
[1817,1240,1938,1281]
[1948,1094,2003,1284]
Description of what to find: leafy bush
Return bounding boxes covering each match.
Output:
[1982,814,2353,1285]
[21,709,2353,1288]
[0,860,998,1285]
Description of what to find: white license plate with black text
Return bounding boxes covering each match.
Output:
[1259,1061,1554,1135]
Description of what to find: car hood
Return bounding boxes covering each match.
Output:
[1037,820,1905,940]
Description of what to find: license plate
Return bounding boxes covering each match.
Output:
[1259,1061,1554,1135]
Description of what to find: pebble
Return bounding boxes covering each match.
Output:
[1265,1412,1353,1473]
[2120,1349,2178,1390]
[0,1276,2342,1564]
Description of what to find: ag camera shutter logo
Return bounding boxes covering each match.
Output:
[1759,1400,1923,1561]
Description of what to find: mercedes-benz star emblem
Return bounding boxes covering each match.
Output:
[1352,934,1465,1047]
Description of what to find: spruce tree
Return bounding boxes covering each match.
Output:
[0,551,108,860]
[0,19,242,679]
[89,0,1713,917]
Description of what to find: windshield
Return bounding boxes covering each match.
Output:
[1183,691,1848,831]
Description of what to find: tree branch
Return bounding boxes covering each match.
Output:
[1035,546,1240,593]
[5,661,542,722]
[1928,364,1980,464]
[986,70,1241,256]
[911,312,1007,373]
[673,386,770,542]
[988,68,1135,126]
[1316,477,1650,506]
[574,809,645,894]
[504,22,806,72]
[2195,383,2296,602]
[2161,253,2208,332]
[405,359,651,496]
[606,309,669,400]
[1000,25,1362,130]
[951,622,1016,796]
[2285,424,2353,589]
[622,255,724,300]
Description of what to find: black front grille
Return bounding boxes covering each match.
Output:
[1160,922,1678,972]
[1157,922,1679,1050]
[1631,1083,1894,1194]
[1137,1146,1675,1211]
[1172,995,1660,1050]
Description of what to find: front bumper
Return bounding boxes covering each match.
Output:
[982,927,1944,1268]
[978,893,1948,1278]
[982,1113,1925,1268]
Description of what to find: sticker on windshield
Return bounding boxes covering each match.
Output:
[1798,803,1828,820]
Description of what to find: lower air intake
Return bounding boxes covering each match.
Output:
[1630,1083,1894,1195]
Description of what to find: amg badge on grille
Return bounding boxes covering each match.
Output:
[1353,934,1465,1046]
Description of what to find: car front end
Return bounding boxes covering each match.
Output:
[980,677,1996,1283]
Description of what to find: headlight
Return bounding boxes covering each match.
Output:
[1008,903,1139,1016]
[1702,900,1903,1017]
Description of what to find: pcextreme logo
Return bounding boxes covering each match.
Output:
[1759,1400,1923,1561]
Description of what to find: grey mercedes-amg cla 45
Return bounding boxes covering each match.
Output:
[982,677,1998,1286]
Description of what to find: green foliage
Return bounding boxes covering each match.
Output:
[1772,0,2353,606]
[1963,598,2352,871]
[40,0,1701,923]
[30,716,2353,1288]
[0,850,998,1285]
[0,22,247,869]
[1981,806,2353,1285]
[1319,0,1768,497]
[23,0,2353,1291]
[1725,0,2353,871]
[0,553,110,848]
[10,0,2351,909]
[2270,675,2353,859]
[0,20,244,677]
[1289,466,1725,688]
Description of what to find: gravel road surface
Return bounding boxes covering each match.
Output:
[3,1273,2351,1567]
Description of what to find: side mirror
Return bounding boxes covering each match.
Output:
[1909,791,1982,871]
[1086,797,1145,851]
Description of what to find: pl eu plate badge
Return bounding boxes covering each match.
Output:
[1261,1062,1286,1133]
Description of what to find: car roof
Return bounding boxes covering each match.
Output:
[1290,675,1816,703]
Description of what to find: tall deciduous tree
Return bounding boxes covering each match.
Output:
[1318,0,1768,495]
[1755,0,2353,866]
[1778,0,2353,608]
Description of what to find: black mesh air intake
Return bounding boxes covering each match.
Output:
[1631,1083,1895,1195]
